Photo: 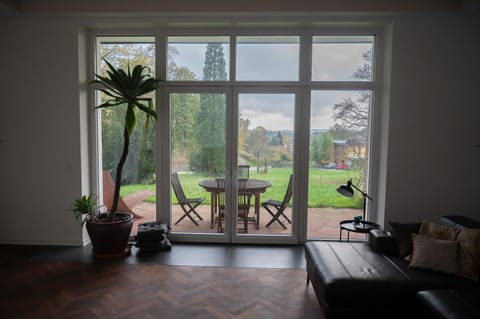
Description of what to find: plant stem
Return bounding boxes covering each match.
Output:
[110,124,130,220]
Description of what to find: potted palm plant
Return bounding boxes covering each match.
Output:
[75,60,161,258]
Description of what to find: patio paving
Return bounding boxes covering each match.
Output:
[132,202,367,240]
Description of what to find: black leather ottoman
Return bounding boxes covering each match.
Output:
[417,289,480,319]
[304,241,478,319]
[305,241,420,318]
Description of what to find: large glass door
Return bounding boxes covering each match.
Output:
[236,93,295,237]
[170,91,228,236]
[169,90,297,243]
[165,34,301,243]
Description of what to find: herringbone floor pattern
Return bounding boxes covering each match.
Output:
[0,246,323,319]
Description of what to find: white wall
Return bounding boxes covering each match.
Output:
[384,16,480,224]
[0,13,479,245]
[0,18,85,245]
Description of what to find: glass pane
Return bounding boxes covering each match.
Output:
[236,36,299,81]
[167,36,230,81]
[308,90,371,239]
[238,93,295,235]
[171,93,226,234]
[96,36,157,232]
[312,35,374,81]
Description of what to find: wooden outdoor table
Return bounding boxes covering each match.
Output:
[198,179,271,229]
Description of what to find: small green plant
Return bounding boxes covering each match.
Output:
[71,194,100,225]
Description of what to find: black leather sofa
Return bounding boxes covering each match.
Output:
[304,216,480,319]
[417,289,480,319]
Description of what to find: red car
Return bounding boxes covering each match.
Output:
[336,163,349,170]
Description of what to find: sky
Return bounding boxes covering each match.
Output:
[239,94,295,131]
[168,38,372,131]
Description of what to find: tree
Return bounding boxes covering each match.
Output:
[328,123,350,140]
[270,131,284,146]
[168,45,202,171]
[190,43,228,175]
[170,65,198,156]
[331,49,372,186]
[168,45,198,81]
[310,133,333,167]
[332,49,372,131]
[332,94,370,132]
[352,49,372,80]
[100,43,202,183]
[202,43,227,81]
[238,116,250,154]
[171,92,199,155]
[247,126,269,173]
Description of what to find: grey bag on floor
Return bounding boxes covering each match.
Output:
[135,221,172,251]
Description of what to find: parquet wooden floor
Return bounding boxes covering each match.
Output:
[0,245,323,319]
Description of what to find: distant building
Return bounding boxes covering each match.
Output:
[330,137,367,166]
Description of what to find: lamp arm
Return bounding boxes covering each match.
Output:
[351,184,373,201]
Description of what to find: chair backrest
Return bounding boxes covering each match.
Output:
[281,174,294,207]
[171,172,187,203]
[215,178,226,213]
[214,178,249,210]
[237,178,249,212]
[238,165,250,179]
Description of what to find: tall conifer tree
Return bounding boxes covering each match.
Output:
[191,43,227,175]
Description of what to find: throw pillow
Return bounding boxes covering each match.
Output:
[419,220,460,240]
[409,234,459,275]
[389,222,422,258]
[456,228,480,281]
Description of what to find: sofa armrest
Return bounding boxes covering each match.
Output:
[368,229,398,255]
[439,215,480,229]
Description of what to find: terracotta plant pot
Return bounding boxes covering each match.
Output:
[86,212,133,258]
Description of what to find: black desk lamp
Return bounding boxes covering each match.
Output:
[337,179,373,226]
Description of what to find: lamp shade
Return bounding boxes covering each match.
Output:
[336,180,354,197]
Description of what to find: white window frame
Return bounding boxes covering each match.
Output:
[89,25,385,245]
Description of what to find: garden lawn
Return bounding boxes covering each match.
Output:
[121,167,364,208]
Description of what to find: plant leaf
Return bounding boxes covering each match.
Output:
[125,104,136,135]
[134,101,157,120]
[95,99,126,109]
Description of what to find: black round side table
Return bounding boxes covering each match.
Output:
[339,220,379,242]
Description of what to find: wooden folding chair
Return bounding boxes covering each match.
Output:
[171,172,205,225]
[102,170,155,219]
[261,174,293,229]
[214,178,250,233]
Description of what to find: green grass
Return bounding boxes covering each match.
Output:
[121,167,363,208]
[307,168,363,208]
